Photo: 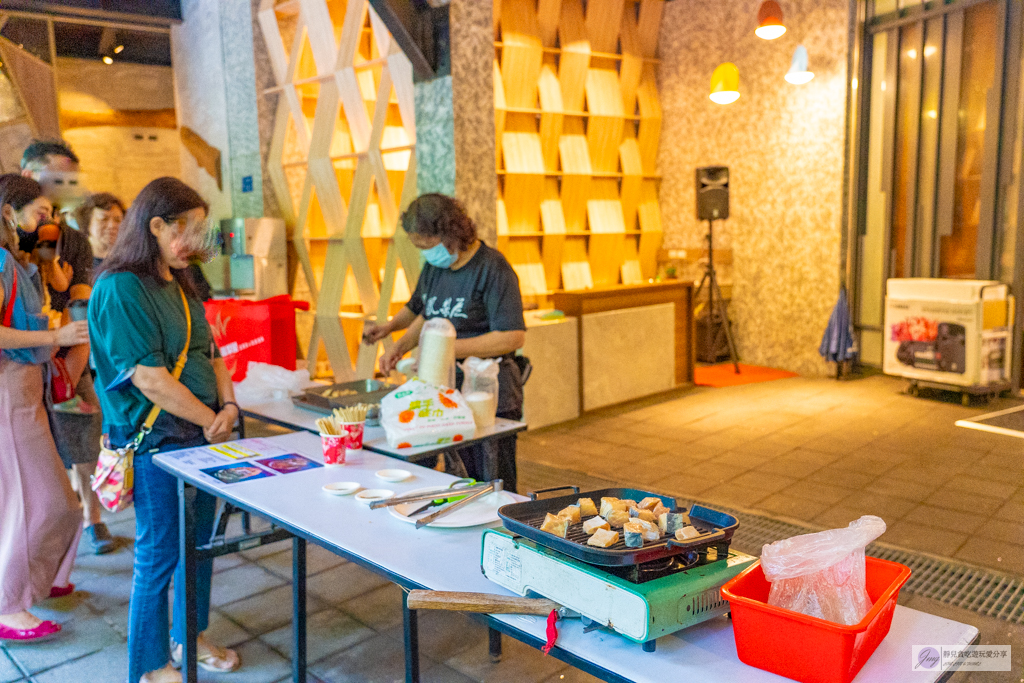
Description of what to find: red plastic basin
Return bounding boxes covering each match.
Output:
[720,557,911,683]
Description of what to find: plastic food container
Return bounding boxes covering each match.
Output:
[720,557,911,683]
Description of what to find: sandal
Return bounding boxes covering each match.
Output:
[170,638,241,673]
[139,665,181,683]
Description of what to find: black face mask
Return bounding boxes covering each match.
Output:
[16,227,38,253]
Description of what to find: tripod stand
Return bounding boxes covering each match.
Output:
[694,219,740,373]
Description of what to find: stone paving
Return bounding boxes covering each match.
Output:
[2,372,1022,682]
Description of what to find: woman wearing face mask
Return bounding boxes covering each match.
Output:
[89,177,240,683]
[0,174,89,642]
[366,194,526,490]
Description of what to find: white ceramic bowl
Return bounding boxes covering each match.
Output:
[322,481,361,496]
[355,489,394,505]
[375,469,412,483]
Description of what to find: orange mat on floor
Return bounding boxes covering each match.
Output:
[694,363,798,387]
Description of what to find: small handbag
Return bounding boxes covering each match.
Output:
[1,265,77,402]
[91,287,192,513]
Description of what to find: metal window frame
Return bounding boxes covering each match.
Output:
[892,23,926,278]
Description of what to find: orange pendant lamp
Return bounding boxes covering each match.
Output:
[709,63,740,104]
[755,0,786,40]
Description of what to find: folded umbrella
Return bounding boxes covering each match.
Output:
[819,286,857,372]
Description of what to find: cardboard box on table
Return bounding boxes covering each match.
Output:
[883,279,1013,387]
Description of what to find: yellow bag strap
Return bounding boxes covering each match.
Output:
[138,286,192,433]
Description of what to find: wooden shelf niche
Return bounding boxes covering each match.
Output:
[259,0,421,379]
[494,0,664,300]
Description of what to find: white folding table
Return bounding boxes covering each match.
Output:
[154,431,979,683]
[237,395,526,476]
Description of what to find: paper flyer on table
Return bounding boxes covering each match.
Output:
[165,438,294,471]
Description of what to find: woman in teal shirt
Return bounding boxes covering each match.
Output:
[89,178,241,683]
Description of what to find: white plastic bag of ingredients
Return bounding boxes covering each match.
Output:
[380,379,476,448]
[458,357,500,428]
[234,362,317,403]
[760,515,886,625]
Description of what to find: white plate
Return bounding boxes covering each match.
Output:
[388,486,517,528]
[355,489,394,505]
[375,469,412,483]
[322,481,361,496]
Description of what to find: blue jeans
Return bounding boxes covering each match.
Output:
[127,446,215,682]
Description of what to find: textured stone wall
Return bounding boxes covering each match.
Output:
[449,0,498,246]
[414,75,457,197]
[657,0,849,375]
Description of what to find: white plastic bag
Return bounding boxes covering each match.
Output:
[459,357,500,428]
[234,362,317,403]
[418,318,456,388]
[760,515,886,625]
[380,379,476,448]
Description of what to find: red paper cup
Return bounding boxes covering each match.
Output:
[321,433,346,465]
[340,421,365,450]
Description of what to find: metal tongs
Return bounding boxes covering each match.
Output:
[369,479,504,529]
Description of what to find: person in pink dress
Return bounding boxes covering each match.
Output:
[0,174,89,641]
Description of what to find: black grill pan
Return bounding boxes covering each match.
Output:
[497,485,739,567]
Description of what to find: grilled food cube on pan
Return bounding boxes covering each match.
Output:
[577,498,598,517]
[674,525,701,541]
[582,516,610,535]
[623,521,646,548]
[540,513,569,538]
[558,505,581,524]
[587,528,619,548]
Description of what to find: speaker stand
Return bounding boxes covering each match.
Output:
[694,219,740,374]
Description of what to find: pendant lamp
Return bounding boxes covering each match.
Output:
[755,0,786,40]
[785,45,814,84]
[709,63,740,104]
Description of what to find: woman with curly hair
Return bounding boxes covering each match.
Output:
[365,193,526,490]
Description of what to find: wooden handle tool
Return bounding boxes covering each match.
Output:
[406,591,561,616]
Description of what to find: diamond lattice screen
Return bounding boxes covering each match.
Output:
[259,0,421,380]
[494,0,664,297]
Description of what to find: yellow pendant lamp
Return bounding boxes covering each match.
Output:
[755,0,786,40]
[709,63,740,104]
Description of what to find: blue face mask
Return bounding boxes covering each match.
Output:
[421,242,458,269]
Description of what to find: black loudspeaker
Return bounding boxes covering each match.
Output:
[696,166,729,220]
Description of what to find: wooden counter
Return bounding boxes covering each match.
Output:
[552,282,695,411]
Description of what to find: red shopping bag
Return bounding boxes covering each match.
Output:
[204,296,309,381]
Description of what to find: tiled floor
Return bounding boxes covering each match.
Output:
[520,373,1024,576]
[2,372,1022,682]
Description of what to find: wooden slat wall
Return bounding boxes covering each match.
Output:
[260,0,420,379]
[494,0,664,297]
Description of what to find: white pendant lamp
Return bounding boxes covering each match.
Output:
[785,45,814,84]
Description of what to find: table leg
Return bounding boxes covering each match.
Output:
[488,626,503,663]
[292,537,307,683]
[177,480,199,683]
[402,590,420,683]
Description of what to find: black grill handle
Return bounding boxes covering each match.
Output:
[528,485,580,501]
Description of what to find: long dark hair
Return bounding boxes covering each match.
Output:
[98,177,209,297]
[401,194,477,252]
[0,174,44,253]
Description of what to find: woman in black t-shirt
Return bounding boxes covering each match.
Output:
[365,194,526,490]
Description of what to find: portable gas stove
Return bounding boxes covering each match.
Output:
[481,527,756,651]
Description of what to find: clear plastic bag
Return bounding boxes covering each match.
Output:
[234,362,317,403]
[459,357,500,428]
[760,515,886,625]
[418,318,456,388]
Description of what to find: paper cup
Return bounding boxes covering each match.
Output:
[321,433,346,465]
[340,421,365,451]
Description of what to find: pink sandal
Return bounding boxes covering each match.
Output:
[0,621,61,641]
[49,584,75,598]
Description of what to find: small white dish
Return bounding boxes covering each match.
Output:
[355,488,394,505]
[375,469,412,483]
[322,481,360,496]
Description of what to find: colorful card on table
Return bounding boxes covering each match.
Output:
[208,443,264,460]
[256,454,321,474]
[201,462,275,485]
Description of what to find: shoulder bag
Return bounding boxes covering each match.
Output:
[91,286,192,513]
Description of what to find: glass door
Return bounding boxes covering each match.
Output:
[854,0,1007,365]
